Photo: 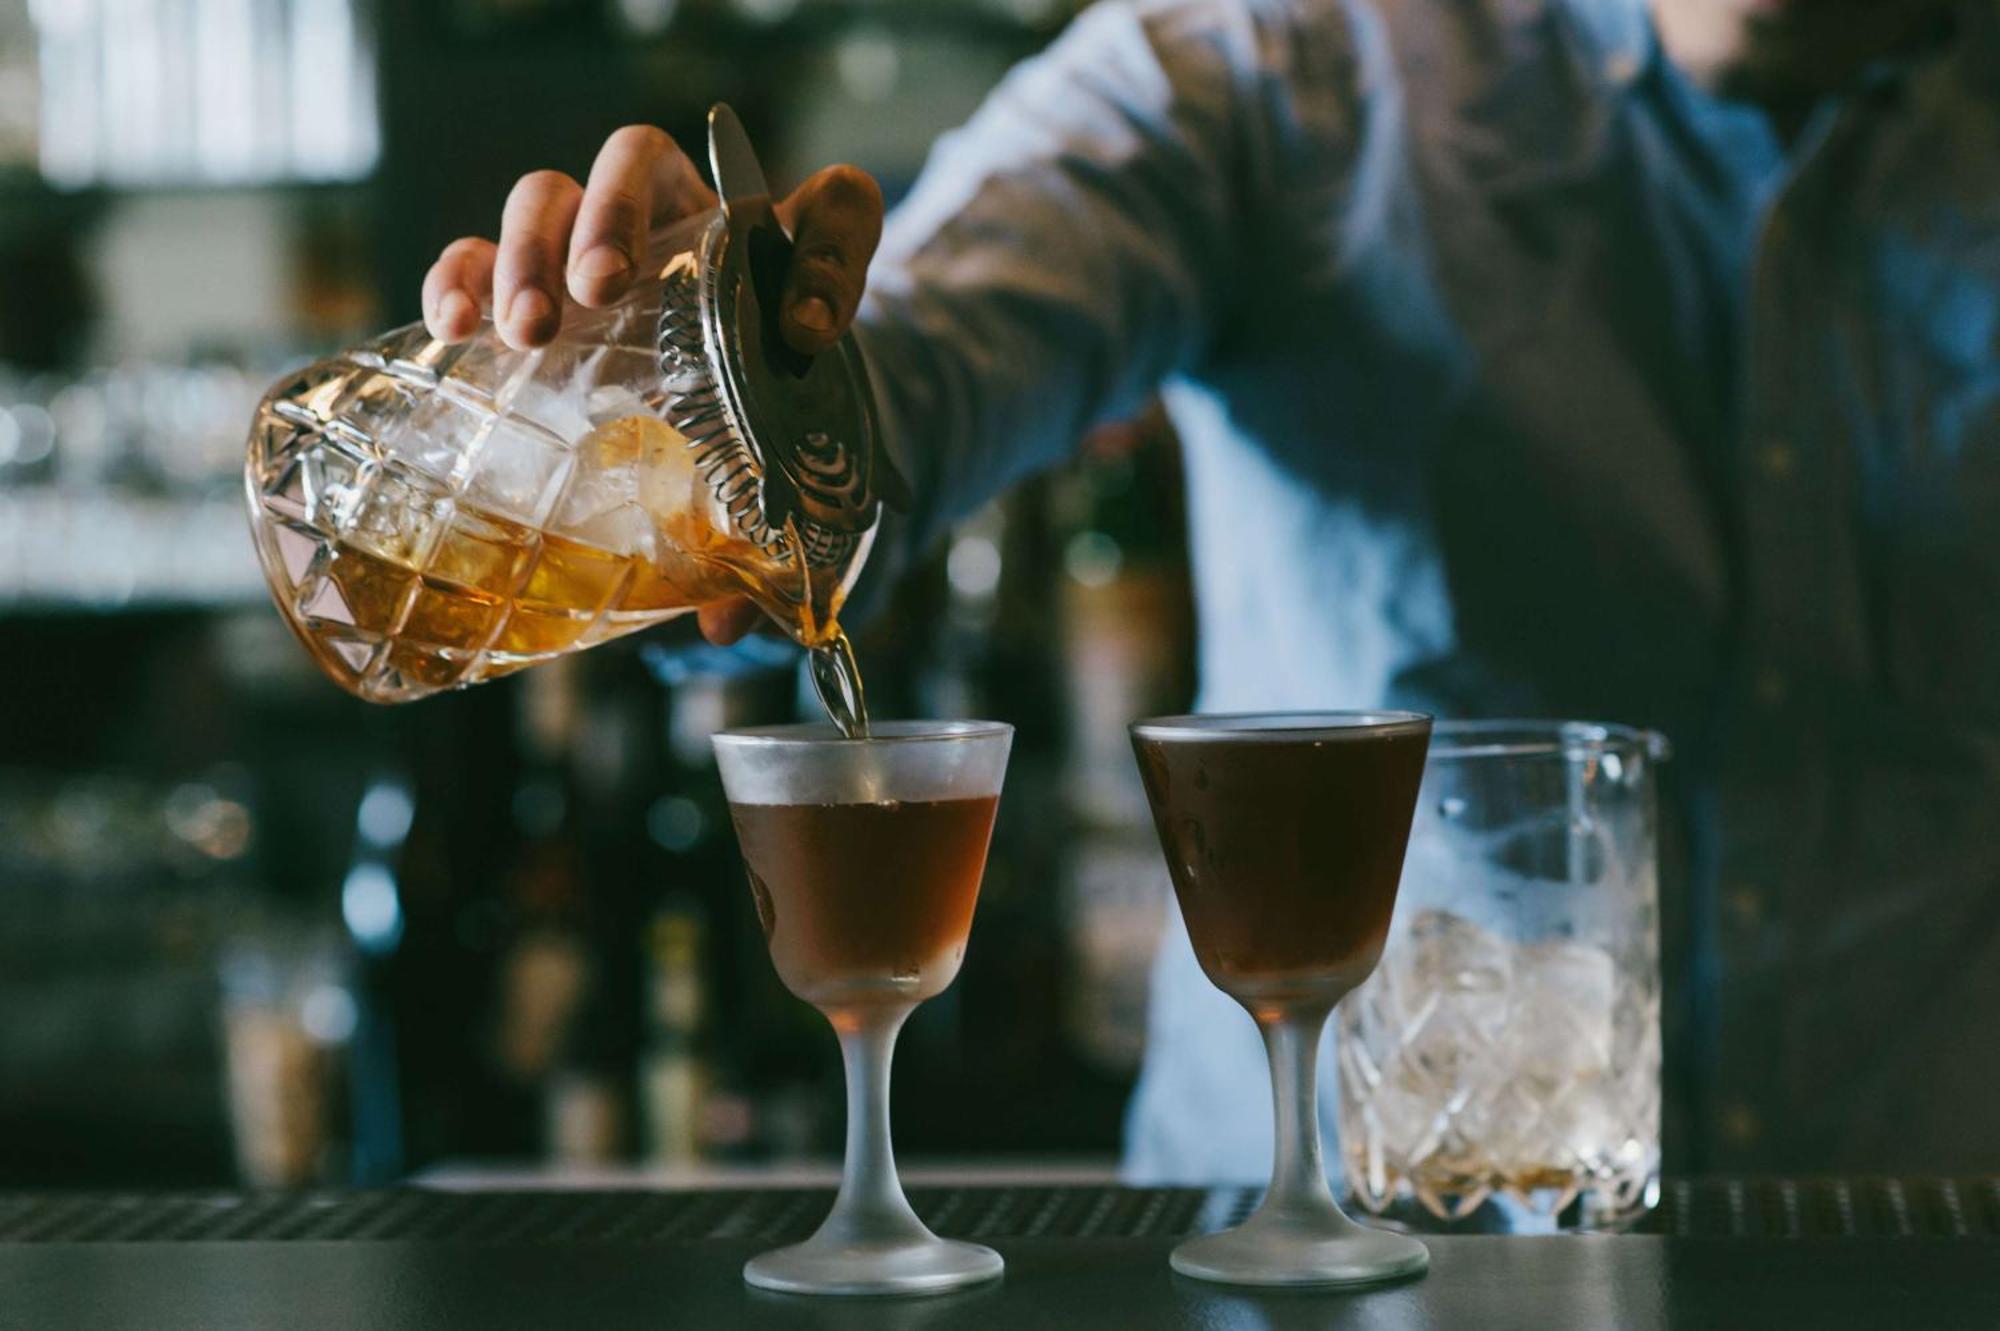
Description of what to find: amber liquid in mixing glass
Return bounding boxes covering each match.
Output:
[266,410,870,730]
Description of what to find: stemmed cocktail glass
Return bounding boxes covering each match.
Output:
[713,721,1012,1296]
[1131,711,1433,1287]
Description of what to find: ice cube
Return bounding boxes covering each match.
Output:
[1375,909,1512,1107]
[428,505,535,596]
[298,439,366,533]
[345,463,451,568]
[546,418,651,556]
[463,413,574,527]
[1344,901,1643,1206]
[1507,937,1616,1079]
[552,498,650,559]
[1403,908,1512,1009]
[376,378,487,484]
[507,336,609,443]
[633,416,701,518]
[1525,1077,1621,1175]
[328,366,424,455]
[584,381,652,427]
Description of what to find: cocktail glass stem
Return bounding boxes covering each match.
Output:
[714,719,1010,1297]
[1167,995,1428,1286]
[1257,1002,1344,1227]
[741,996,1001,1295]
[819,1002,927,1247]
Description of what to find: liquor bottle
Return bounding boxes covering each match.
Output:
[641,899,708,1165]
[481,662,624,1163]
[1058,408,1193,1072]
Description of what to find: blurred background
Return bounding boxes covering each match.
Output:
[0,0,1198,1189]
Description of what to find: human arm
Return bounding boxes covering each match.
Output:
[847,0,1259,591]
[418,0,1284,643]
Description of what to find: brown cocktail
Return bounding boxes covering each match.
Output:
[1131,711,1433,1288]
[712,721,1011,1296]
[729,795,998,1010]
[1133,723,1428,1013]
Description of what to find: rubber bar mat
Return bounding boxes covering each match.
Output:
[1,1179,1994,1243]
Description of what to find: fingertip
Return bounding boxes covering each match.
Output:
[567,244,632,308]
[726,600,763,640]
[792,295,835,335]
[781,296,840,356]
[503,286,559,348]
[698,599,760,645]
[438,290,478,341]
[500,321,554,351]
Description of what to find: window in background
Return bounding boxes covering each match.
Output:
[29,0,378,189]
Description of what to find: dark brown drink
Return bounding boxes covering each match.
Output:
[1133,722,1430,1013]
[729,795,999,1010]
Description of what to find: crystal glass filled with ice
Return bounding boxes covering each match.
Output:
[1337,721,1668,1233]
[242,106,892,722]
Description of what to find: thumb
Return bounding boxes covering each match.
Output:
[698,596,763,646]
[775,164,884,356]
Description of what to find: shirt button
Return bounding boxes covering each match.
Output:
[1721,1103,1762,1146]
[1758,440,1797,479]
[1726,885,1764,930]
[1755,668,1789,707]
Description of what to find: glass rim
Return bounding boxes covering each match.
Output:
[1427,719,1671,761]
[711,719,1014,748]
[1129,710,1433,742]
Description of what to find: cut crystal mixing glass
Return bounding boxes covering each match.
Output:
[1337,721,1668,1234]
[244,105,903,703]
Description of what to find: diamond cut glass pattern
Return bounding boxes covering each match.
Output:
[1336,724,1665,1233]
[244,206,882,703]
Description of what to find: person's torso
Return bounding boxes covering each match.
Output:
[1162,0,2000,1170]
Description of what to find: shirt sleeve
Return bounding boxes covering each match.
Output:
[645,0,1366,676]
[852,0,1283,592]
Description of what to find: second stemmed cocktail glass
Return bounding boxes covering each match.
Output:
[712,720,1012,1296]
[1131,711,1433,1287]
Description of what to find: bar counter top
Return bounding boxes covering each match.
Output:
[3,1181,1996,1329]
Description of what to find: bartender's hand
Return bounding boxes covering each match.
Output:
[421,125,884,646]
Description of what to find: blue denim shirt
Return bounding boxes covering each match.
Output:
[824,0,2000,1180]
